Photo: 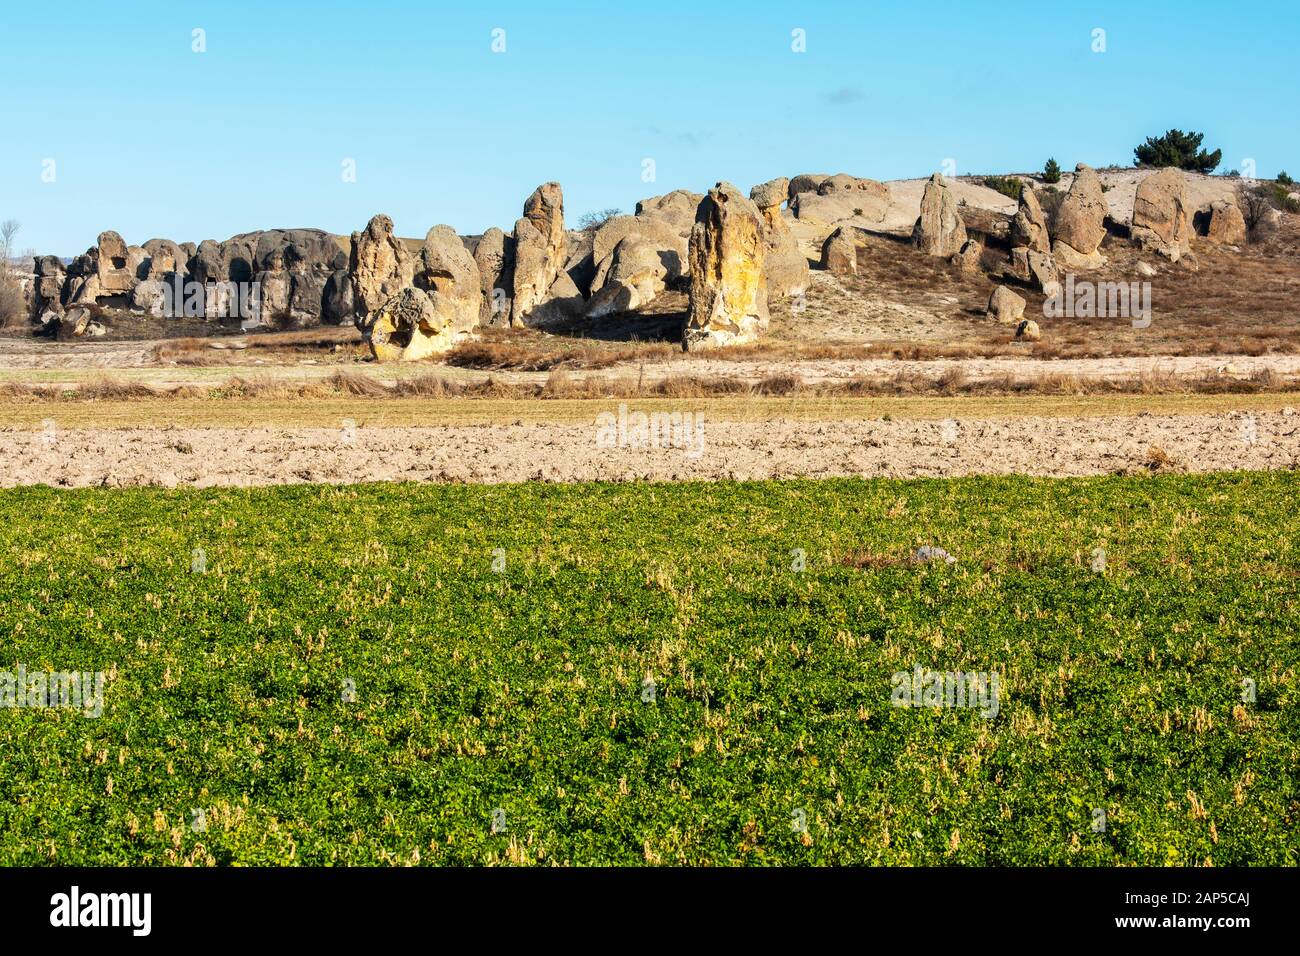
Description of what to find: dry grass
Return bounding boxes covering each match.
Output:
[0,365,1295,405]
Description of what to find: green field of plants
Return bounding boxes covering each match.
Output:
[0,473,1296,865]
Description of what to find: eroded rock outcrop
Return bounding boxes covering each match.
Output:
[912,174,967,257]
[350,215,413,318]
[820,226,861,276]
[634,190,703,237]
[587,236,677,319]
[1007,186,1060,295]
[511,182,566,325]
[33,256,66,316]
[414,224,482,334]
[1131,167,1193,261]
[750,176,809,298]
[1052,163,1108,269]
[473,227,514,326]
[587,215,687,317]
[1203,199,1246,245]
[254,251,291,325]
[682,182,768,351]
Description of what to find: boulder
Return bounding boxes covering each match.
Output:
[1010,186,1051,253]
[350,214,413,318]
[791,191,857,225]
[590,215,686,281]
[635,190,704,237]
[787,174,831,204]
[511,182,566,325]
[1052,163,1108,268]
[191,240,224,284]
[912,173,967,257]
[986,286,1026,324]
[127,246,150,283]
[33,256,66,314]
[362,286,473,361]
[55,306,93,341]
[587,235,677,319]
[1008,247,1061,298]
[957,206,1011,243]
[682,181,769,351]
[1131,167,1192,261]
[1015,318,1041,342]
[952,238,984,273]
[413,224,482,336]
[287,263,327,328]
[473,227,514,326]
[1203,199,1247,245]
[820,227,860,276]
[143,239,187,280]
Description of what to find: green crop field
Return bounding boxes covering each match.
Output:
[0,473,1296,865]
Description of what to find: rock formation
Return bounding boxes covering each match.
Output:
[33,256,66,316]
[1203,200,1246,245]
[350,214,413,318]
[254,251,291,325]
[1007,186,1060,295]
[1131,167,1193,261]
[683,182,768,351]
[634,190,703,237]
[586,214,687,318]
[511,182,566,325]
[912,174,967,257]
[94,231,134,294]
[587,235,677,319]
[1015,318,1041,342]
[1051,164,1108,269]
[413,224,482,337]
[787,174,831,203]
[793,174,890,227]
[987,285,1026,324]
[323,269,355,324]
[473,227,514,326]
[749,177,809,298]
[820,226,861,276]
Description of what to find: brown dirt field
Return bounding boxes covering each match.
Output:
[4,407,1295,488]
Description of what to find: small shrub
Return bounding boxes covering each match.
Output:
[981,176,1023,200]
[577,208,622,232]
[1036,187,1065,232]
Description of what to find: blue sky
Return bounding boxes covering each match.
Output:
[1,0,1296,254]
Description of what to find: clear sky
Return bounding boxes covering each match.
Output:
[1,0,1296,255]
